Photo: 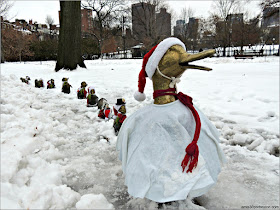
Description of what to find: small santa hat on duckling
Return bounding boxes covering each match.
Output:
[88,86,95,94]
[134,37,186,102]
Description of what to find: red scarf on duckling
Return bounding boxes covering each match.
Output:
[153,88,201,173]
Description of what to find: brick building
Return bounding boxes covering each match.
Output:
[14,19,28,30]
[81,8,94,34]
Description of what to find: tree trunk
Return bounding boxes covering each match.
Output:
[1,30,4,63]
[55,1,86,71]
[1,46,4,63]
[98,19,103,60]
[100,38,103,59]
[241,21,244,53]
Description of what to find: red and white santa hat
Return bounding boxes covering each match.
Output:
[88,86,95,93]
[134,37,186,101]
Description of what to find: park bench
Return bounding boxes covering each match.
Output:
[234,50,264,59]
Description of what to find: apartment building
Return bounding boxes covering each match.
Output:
[132,2,156,42]
[81,8,94,34]
[156,8,171,38]
[174,20,186,37]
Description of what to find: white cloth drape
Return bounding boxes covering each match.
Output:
[116,100,226,202]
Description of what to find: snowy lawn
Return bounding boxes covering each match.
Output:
[1,57,279,209]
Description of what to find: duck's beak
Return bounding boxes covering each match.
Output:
[179,49,215,71]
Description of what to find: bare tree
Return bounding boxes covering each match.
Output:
[131,0,170,48]
[82,0,126,59]
[260,0,279,14]
[178,6,195,41]
[241,16,262,47]
[132,0,168,12]
[55,1,86,71]
[45,15,54,28]
[211,0,243,20]
[1,0,14,63]
[45,15,54,37]
[210,0,249,56]
[197,17,217,49]
[0,0,13,19]
[180,6,195,24]
[259,0,279,44]
[111,9,132,57]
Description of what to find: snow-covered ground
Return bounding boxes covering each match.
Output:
[1,57,279,209]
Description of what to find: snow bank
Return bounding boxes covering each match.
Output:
[76,194,114,209]
[179,57,279,156]
[197,144,279,209]
[1,75,82,209]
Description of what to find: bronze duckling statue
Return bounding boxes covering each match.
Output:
[117,37,225,204]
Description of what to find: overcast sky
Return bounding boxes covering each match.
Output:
[7,0,262,25]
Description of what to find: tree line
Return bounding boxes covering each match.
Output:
[1,0,279,65]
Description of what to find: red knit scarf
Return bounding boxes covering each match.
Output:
[153,88,201,173]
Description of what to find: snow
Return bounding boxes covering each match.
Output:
[1,57,279,209]
[76,194,114,209]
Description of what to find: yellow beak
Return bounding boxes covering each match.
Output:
[179,49,216,71]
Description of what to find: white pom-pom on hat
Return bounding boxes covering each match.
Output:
[134,37,186,102]
[134,91,146,101]
[88,86,95,93]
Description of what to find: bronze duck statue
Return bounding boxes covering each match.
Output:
[153,45,215,104]
[117,37,225,204]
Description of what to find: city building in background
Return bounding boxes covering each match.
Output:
[131,2,171,44]
[156,8,171,39]
[81,8,94,35]
[1,1,279,61]
[132,2,156,42]
[174,19,186,37]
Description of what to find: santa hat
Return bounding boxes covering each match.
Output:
[88,86,95,93]
[134,37,186,101]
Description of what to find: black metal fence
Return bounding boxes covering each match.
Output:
[100,45,279,59]
[214,45,279,57]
